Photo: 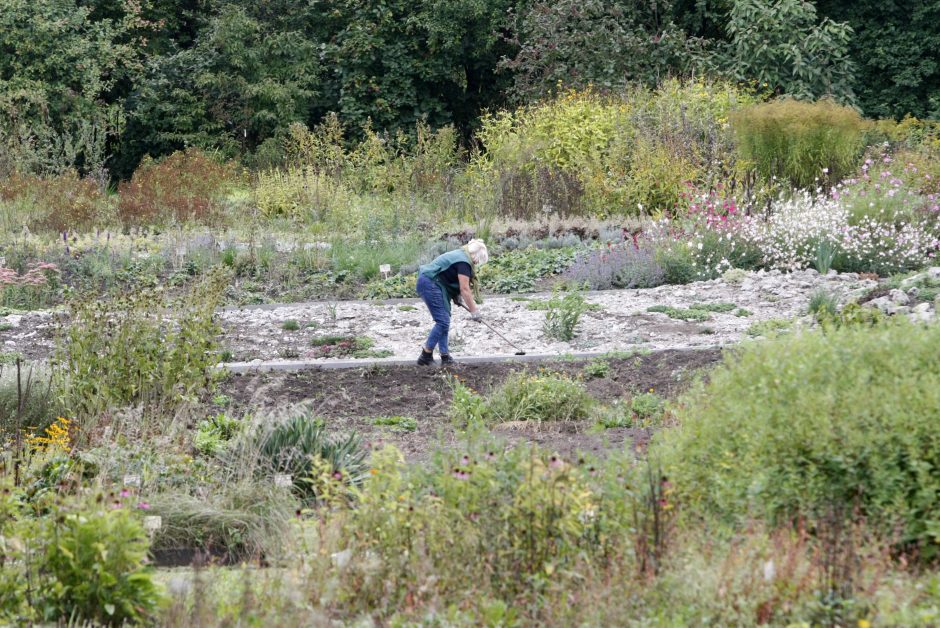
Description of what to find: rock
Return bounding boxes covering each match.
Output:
[911,303,934,323]
[804,268,819,277]
[901,272,927,289]
[870,297,900,315]
[889,289,910,305]
[331,549,352,568]
[4,340,14,347]
[908,287,921,298]
[826,269,838,277]
[928,267,940,280]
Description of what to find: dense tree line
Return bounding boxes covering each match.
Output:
[0,0,937,178]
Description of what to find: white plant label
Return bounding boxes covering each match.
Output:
[274,474,293,488]
[379,264,391,274]
[123,474,141,487]
[143,516,162,532]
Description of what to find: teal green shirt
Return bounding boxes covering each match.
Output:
[418,249,474,313]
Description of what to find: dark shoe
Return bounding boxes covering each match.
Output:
[417,350,435,366]
[440,353,457,366]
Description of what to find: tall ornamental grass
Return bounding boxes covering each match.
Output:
[731,98,867,189]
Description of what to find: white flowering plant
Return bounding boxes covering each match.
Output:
[647,183,940,279]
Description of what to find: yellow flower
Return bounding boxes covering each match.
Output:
[858,621,871,628]
[27,417,73,454]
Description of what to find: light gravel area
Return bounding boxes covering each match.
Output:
[220,269,877,363]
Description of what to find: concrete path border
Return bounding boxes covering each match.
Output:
[220,350,642,373]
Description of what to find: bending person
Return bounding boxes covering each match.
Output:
[415,239,488,366]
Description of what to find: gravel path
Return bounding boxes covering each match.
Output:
[220,269,877,363]
[0,269,881,364]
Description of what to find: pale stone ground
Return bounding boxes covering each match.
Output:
[219,269,880,363]
[5,267,938,365]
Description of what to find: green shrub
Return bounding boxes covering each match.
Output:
[1,490,164,625]
[452,371,592,425]
[543,290,589,341]
[478,247,577,293]
[53,267,230,431]
[653,322,940,551]
[248,413,368,501]
[731,99,867,189]
[631,392,665,425]
[340,442,633,608]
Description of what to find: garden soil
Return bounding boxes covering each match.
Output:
[222,348,722,462]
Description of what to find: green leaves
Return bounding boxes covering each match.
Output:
[722,0,855,103]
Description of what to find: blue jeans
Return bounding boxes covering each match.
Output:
[416,274,450,354]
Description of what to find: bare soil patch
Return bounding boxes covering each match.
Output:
[222,348,722,461]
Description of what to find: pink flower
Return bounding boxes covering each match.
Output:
[137,501,151,510]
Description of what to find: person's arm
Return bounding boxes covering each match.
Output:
[458,274,479,315]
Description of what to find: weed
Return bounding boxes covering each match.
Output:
[689,302,736,313]
[734,308,752,317]
[281,320,300,331]
[309,335,390,359]
[746,318,793,337]
[646,305,711,322]
[397,305,417,312]
[194,413,243,456]
[543,290,589,341]
[452,370,592,425]
[583,359,610,379]
[371,416,417,432]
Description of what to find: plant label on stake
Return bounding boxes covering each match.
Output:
[379,264,391,280]
[143,516,162,533]
[123,474,141,487]
[275,474,293,488]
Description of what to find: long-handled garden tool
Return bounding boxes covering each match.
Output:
[459,303,527,355]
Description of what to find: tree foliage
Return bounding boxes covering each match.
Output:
[501,0,709,102]
[0,0,936,176]
[722,0,855,103]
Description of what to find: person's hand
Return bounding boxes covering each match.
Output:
[470,309,483,322]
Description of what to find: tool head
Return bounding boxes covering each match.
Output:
[515,351,526,355]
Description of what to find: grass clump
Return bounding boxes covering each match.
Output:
[689,302,736,313]
[746,318,792,337]
[733,308,752,317]
[451,371,592,425]
[371,416,417,432]
[808,290,839,317]
[731,99,866,189]
[281,319,300,331]
[646,305,711,322]
[653,321,940,551]
[245,413,368,502]
[149,482,297,563]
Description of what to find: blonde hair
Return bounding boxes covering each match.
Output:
[466,238,489,266]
